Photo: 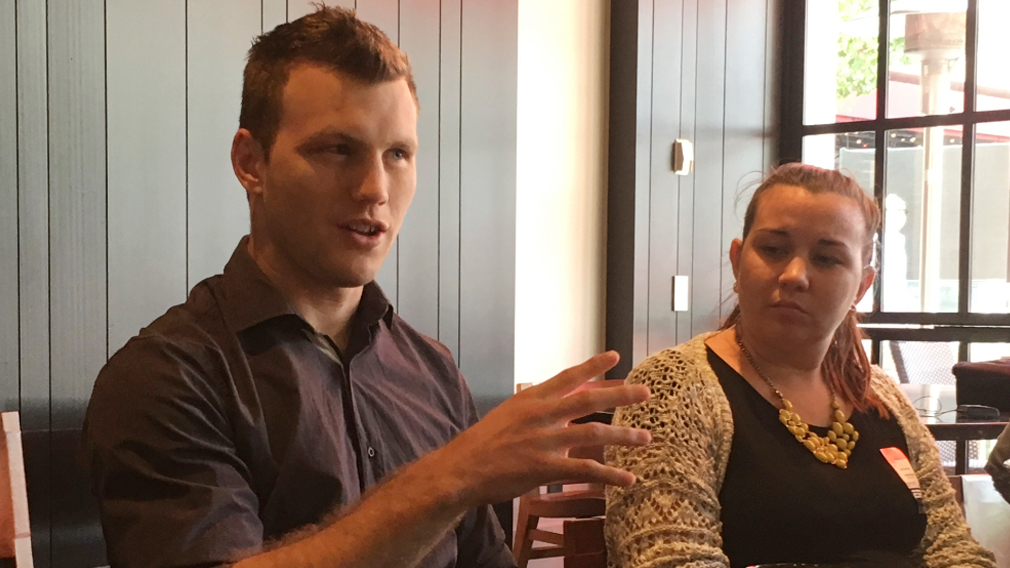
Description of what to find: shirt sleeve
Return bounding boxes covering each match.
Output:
[604,349,734,568]
[985,422,1010,504]
[79,335,263,568]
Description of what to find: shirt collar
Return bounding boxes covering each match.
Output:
[220,236,394,333]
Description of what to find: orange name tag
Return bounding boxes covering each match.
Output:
[881,446,924,513]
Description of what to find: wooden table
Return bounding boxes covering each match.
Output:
[925,415,1009,475]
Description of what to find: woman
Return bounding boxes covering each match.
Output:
[605,164,994,568]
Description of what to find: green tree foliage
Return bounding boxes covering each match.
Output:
[836,0,910,100]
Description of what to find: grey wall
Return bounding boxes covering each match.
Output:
[0,0,517,565]
[607,0,781,376]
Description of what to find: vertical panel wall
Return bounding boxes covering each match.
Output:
[186,2,260,287]
[398,1,442,339]
[607,0,780,367]
[0,0,518,563]
[606,0,654,379]
[106,0,188,356]
[16,0,52,563]
[47,0,108,563]
[459,0,517,414]
[0,0,17,414]
[438,0,463,361]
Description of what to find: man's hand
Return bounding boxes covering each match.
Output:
[427,351,652,509]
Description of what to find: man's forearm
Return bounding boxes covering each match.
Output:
[233,449,471,568]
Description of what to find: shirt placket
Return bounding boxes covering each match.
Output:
[307,328,379,494]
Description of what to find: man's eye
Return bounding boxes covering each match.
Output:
[390,148,407,161]
[760,245,785,257]
[333,144,352,155]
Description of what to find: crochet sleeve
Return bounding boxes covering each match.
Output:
[871,370,997,568]
[605,348,734,568]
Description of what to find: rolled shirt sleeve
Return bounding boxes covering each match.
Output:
[80,336,263,568]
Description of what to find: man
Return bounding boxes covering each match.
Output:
[80,7,651,568]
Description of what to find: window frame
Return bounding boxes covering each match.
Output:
[779,0,1010,364]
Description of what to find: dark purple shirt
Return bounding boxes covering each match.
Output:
[80,238,514,568]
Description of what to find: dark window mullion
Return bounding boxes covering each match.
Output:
[876,0,890,123]
[872,0,890,316]
[801,108,1010,136]
[958,0,980,316]
[873,126,886,314]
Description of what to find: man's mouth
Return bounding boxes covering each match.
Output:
[343,220,386,237]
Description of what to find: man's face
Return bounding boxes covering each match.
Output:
[248,63,418,289]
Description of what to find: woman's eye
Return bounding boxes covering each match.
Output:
[814,255,842,267]
[760,245,785,257]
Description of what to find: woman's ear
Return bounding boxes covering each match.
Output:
[729,238,744,281]
[855,265,876,305]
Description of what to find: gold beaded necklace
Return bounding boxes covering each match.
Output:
[735,329,858,469]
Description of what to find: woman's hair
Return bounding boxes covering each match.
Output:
[721,162,888,417]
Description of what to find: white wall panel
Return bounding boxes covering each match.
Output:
[186,1,261,286]
[0,0,19,412]
[107,0,187,354]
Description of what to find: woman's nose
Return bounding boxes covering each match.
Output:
[780,256,810,289]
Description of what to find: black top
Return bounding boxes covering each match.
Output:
[710,348,926,568]
[80,237,514,568]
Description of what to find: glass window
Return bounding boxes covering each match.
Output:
[886,2,967,118]
[970,121,1010,313]
[881,128,962,312]
[969,342,1010,362]
[804,0,880,125]
[976,0,1010,112]
[802,131,876,186]
[880,340,958,384]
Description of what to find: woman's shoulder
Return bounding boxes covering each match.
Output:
[867,365,917,418]
[624,332,723,392]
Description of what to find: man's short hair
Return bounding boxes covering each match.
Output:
[240,5,417,157]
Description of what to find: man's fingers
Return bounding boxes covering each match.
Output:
[531,352,621,399]
[554,422,652,450]
[547,384,650,422]
[559,458,638,488]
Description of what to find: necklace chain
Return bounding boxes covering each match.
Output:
[734,325,858,469]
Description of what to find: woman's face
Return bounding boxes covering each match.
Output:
[730,183,875,346]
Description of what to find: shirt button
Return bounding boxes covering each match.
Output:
[367,447,376,458]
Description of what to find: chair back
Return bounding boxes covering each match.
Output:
[0,412,33,567]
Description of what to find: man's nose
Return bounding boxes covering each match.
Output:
[355,154,389,204]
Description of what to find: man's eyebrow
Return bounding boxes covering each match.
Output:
[298,128,363,148]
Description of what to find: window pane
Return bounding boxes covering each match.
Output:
[803,0,880,125]
[886,3,967,118]
[880,340,958,384]
[881,128,962,312]
[976,0,1010,111]
[969,343,1010,362]
[802,131,876,186]
[970,121,1010,313]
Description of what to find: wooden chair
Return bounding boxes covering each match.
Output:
[512,381,620,568]
[0,412,33,567]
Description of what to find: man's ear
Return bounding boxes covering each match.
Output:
[231,129,266,198]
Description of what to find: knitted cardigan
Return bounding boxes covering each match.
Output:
[605,332,996,568]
